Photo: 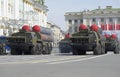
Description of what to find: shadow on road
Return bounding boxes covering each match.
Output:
[54,52,95,56]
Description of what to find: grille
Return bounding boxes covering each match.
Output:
[71,38,89,44]
[8,38,25,43]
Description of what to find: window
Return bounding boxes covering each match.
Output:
[92,18,96,22]
[101,18,104,22]
[80,19,83,23]
[74,26,77,31]
[118,17,120,22]
[74,20,78,23]
[68,20,72,24]
[109,18,113,22]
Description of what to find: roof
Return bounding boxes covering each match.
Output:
[90,6,120,12]
[65,6,120,16]
[91,8,120,12]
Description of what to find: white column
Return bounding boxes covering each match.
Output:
[89,19,92,26]
[65,20,69,32]
[97,18,100,28]
[0,0,1,18]
[106,18,109,30]
[72,20,75,33]
[77,19,80,32]
[3,0,6,17]
[14,0,19,19]
[83,18,87,25]
[114,18,117,30]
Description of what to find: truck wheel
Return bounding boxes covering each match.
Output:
[31,44,41,55]
[93,44,102,55]
[101,46,105,54]
[0,48,3,55]
[0,45,4,55]
[105,50,107,54]
[72,49,79,55]
[37,43,43,54]
[114,47,119,54]
[42,44,49,55]
[79,51,86,55]
[17,50,23,55]
[47,43,52,54]
[49,43,53,52]
[11,49,17,55]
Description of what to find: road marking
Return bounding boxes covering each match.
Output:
[30,56,86,64]
[0,56,86,65]
[48,53,112,64]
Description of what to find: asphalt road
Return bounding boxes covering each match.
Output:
[0,48,120,77]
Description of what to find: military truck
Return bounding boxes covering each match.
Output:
[105,34,120,54]
[70,24,106,55]
[7,25,53,55]
[59,34,72,53]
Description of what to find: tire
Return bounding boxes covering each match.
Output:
[0,45,4,55]
[114,47,119,54]
[93,44,102,55]
[101,46,105,54]
[37,43,43,54]
[47,43,52,54]
[72,49,79,55]
[0,48,3,55]
[42,44,50,55]
[79,51,86,55]
[30,44,42,55]
[11,49,18,55]
[49,43,53,52]
[0,50,3,55]
[105,50,107,54]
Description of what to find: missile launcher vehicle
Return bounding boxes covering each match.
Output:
[105,34,120,54]
[70,24,106,55]
[7,25,53,55]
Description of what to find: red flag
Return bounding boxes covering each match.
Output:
[104,24,107,30]
[101,24,104,30]
[116,24,120,30]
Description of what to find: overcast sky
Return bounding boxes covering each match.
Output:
[45,0,120,31]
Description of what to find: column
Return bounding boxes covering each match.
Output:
[14,0,19,19]
[97,18,100,28]
[65,20,69,32]
[89,19,92,26]
[105,17,109,30]
[114,18,117,30]
[77,19,80,32]
[72,20,75,33]
[83,18,87,25]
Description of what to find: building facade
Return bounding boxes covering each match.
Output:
[47,22,64,47]
[65,6,120,34]
[0,0,48,36]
